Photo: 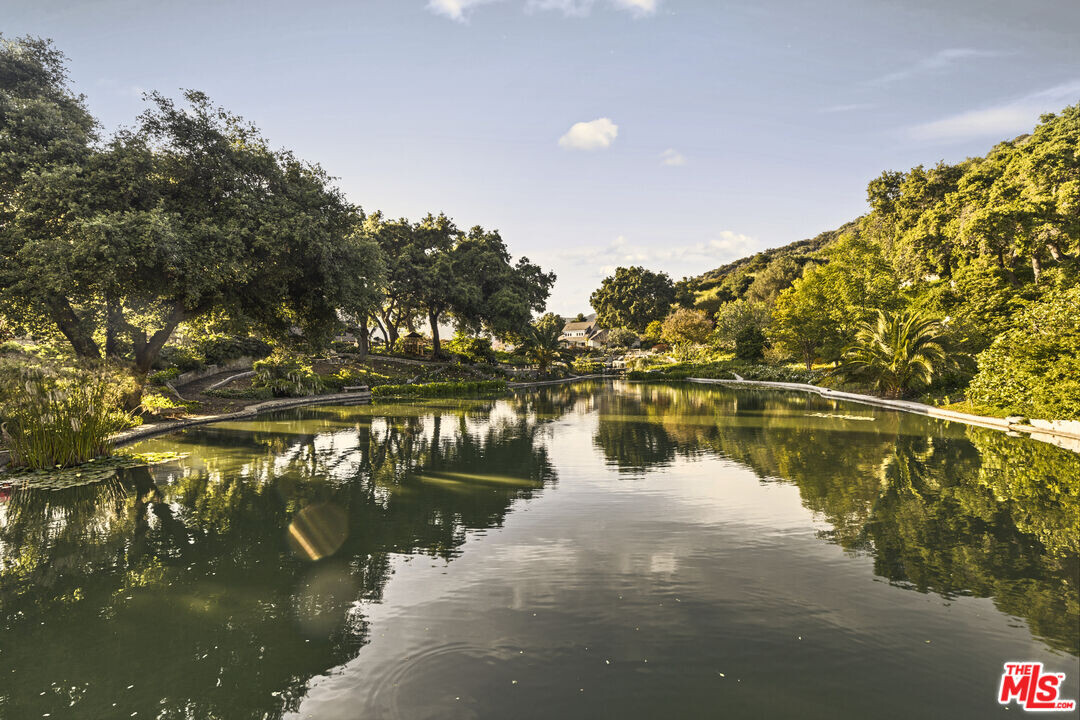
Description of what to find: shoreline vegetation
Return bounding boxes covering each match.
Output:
[2,34,1078,475]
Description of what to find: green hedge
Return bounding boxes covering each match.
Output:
[204,386,274,400]
[372,380,506,398]
[627,361,824,384]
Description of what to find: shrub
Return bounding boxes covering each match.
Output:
[140,389,198,414]
[204,386,274,400]
[572,358,604,374]
[148,367,181,386]
[371,380,506,398]
[252,352,322,397]
[967,286,1080,419]
[734,326,767,363]
[0,340,24,355]
[0,360,137,469]
[606,327,639,348]
[197,335,273,366]
[445,334,497,364]
[318,367,379,391]
[158,345,204,372]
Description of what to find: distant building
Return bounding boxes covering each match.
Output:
[559,314,608,348]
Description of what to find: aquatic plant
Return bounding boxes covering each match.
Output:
[0,361,137,470]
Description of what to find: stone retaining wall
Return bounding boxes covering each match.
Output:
[175,357,255,386]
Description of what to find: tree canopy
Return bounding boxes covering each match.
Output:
[590,266,676,332]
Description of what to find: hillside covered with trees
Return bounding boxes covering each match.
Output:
[589,106,1079,419]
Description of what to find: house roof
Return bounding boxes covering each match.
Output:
[561,321,594,332]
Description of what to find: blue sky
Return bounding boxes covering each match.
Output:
[6,0,1079,314]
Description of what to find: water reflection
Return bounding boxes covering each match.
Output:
[595,383,1079,654]
[0,383,1076,719]
[0,398,559,719]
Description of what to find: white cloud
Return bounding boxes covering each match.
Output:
[611,0,658,16]
[560,231,757,268]
[867,48,1001,86]
[427,0,501,21]
[909,80,1080,142]
[435,0,659,20]
[558,118,619,150]
[660,148,686,166]
[526,0,594,15]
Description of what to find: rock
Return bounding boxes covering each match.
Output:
[1005,416,1028,425]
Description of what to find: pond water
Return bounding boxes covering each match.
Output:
[1,381,1077,719]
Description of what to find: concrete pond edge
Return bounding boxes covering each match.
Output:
[110,391,372,448]
[683,377,1080,453]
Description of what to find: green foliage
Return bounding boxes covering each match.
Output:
[642,320,664,346]
[734,326,767,363]
[0,452,181,492]
[0,359,136,469]
[589,266,676,331]
[0,340,24,354]
[0,37,386,372]
[371,380,506,398]
[317,366,384,391]
[523,312,564,373]
[835,310,948,398]
[572,358,604,374]
[157,345,204,372]
[626,359,824,384]
[605,327,638,348]
[445,333,497,364]
[714,299,770,350]
[771,234,901,368]
[252,352,322,398]
[147,367,180,386]
[196,335,273,366]
[967,286,1080,419]
[363,212,554,358]
[139,389,198,414]
[204,386,274,401]
[660,307,713,346]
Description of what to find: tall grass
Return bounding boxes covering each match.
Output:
[0,361,136,470]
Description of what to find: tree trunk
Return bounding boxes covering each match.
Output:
[105,293,124,358]
[380,310,399,346]
[47,296,100,359]
[429,310,442,359]
[132,304,186,376]
[1046,241,1071,262]
[1031,253,1042,285]
[356,315,370,360]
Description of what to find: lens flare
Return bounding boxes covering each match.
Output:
[287,503,348,561]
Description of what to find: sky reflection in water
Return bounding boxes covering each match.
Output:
[0,382,1077,719]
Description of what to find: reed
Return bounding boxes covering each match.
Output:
[0,362,136,470]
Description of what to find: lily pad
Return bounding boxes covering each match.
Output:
[0,451,187,492]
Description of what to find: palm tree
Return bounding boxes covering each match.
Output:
[524,313,564,375]
[836,310,947,398]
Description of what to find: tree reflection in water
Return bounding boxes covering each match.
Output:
[593,382,1079,654]
[0,398,561,720]
[0,382,1076,719]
